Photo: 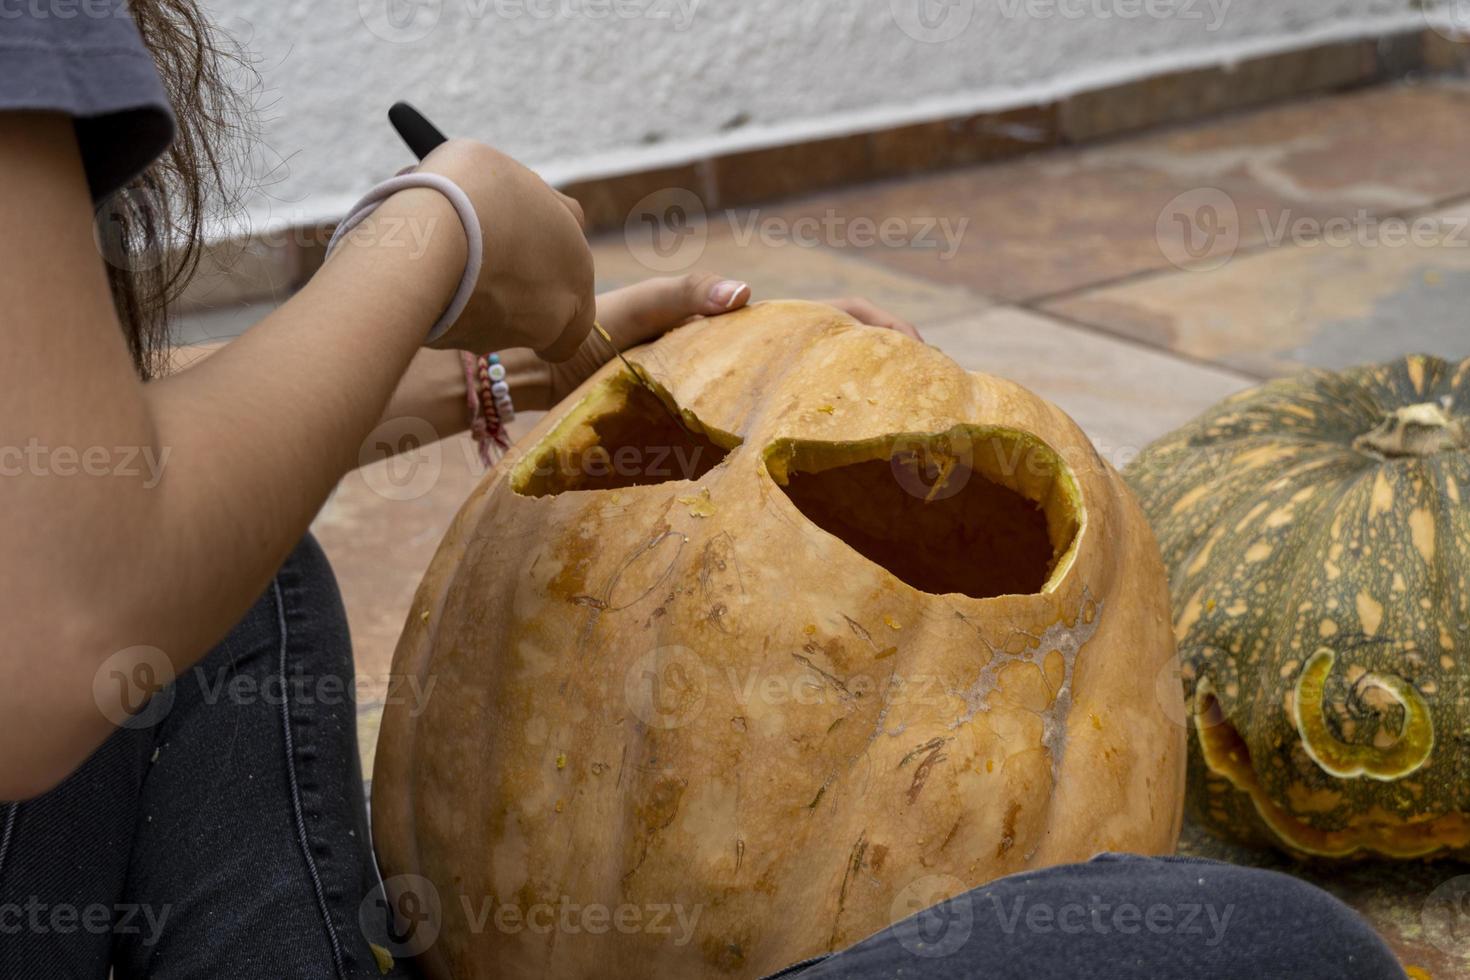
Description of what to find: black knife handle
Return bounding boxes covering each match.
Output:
[389,102,449,161]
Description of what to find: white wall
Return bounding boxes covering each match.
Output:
[203,0,1423,234]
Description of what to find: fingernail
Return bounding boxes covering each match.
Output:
[710,280,750,309]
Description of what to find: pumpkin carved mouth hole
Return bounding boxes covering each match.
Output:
[511,373,739,498]
[766,427,1082,599]
[1193,688,1461,858]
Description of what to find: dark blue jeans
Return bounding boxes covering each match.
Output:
[771,853,1406,979]
[0,536,1406,979]
[0,534,402,979]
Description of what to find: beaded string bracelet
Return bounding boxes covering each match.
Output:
[461,352,514,467]
[481,353,516,425]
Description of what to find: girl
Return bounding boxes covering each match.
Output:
[0,3,1405,978]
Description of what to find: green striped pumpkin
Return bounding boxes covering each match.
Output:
[1125,354,1470,858]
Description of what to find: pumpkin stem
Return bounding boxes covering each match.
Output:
[1353,401,1467,458]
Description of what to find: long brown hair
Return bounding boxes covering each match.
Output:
[103,0,253,379]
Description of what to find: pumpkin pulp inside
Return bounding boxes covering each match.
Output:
[511,373,738,497]
[766,427,1082,600]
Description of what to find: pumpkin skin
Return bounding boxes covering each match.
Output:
[373,301,1185,978]
[1125,354,1470,860]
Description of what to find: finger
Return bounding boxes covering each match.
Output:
[823,297,923,341]
[681,271,751,317]
[598,273,752,345]
[638,271,751,320]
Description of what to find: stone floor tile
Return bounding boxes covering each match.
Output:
[757,83,1470,304]
[922,307,1253,457]
[1043,198,1470,377]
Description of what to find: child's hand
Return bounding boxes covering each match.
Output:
[534,273,750,406]
[472,277,921,413]
[592,277,922,346]
[417,140,596,360]
[539,277,920,407]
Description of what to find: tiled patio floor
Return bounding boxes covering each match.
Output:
[236,78,1470,975]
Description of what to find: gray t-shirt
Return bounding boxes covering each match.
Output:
[0,0,175,200]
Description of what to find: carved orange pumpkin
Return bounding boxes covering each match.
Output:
[373,301,1185,978]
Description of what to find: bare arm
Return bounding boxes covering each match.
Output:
[0,113,465,798]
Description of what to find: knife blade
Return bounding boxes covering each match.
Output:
[593,322,694,435]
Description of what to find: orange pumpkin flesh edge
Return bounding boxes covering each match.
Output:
[373,301,1186,978]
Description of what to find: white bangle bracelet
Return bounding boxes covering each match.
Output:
[325,172,483,343]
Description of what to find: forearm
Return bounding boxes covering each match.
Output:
[162,327,555,467]
[140,195,458,600]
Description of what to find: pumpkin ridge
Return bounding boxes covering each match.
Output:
[634,300,874,444]
[1165,446,1357,602]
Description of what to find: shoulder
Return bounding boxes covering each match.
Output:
[0,0,175,200]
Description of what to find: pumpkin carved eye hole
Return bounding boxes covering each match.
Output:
[767,429,1081,600]
[512,374,738,498]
